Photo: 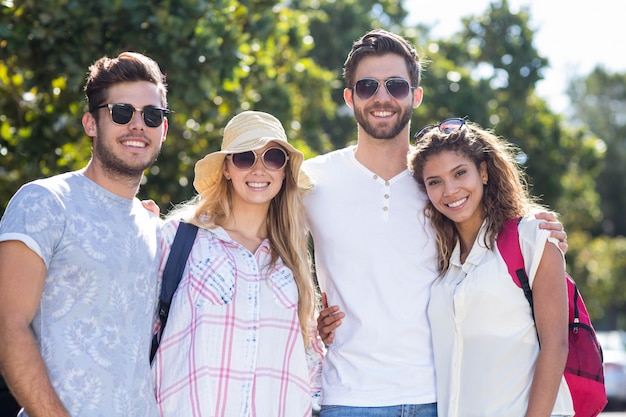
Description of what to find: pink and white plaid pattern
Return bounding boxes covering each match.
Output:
[153,221,323,417]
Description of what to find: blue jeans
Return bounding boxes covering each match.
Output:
[320,403,437,417]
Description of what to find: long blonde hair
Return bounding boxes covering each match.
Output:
[409,121,549,274]
[168,156,316,346]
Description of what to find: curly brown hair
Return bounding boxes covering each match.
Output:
[408,120,548,273]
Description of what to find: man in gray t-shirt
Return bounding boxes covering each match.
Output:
[0,51,169,417]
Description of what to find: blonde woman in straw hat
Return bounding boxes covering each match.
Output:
[152,111,323,416]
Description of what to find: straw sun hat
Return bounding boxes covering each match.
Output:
[193,111,310,195]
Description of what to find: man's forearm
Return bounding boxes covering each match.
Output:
[0,324,70,417]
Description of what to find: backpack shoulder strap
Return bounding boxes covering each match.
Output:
[150,221,199,362]
[496,218,534,310]
[158,221,199,305]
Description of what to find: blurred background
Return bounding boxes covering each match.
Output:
[1,0,625,411]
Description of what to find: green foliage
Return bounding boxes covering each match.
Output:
[568,232,626,330]
[552,126,604,231]
[0,0,339,211]
[568,67,626,236]
[564,66,626,328]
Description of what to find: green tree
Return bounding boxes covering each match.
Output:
[568,232,626,330]
[568,66,626,237]
[566,67,626,329]
[0,0,337,214]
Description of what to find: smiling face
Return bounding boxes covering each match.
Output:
[344,53,423,141]
[422,149,488,229]
[83,81,167,179]
[223,142,287,211]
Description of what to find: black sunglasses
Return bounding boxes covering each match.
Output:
[413,118,466,144]
[96,103,170,128]
[227,147,289,171]
[353,77,414,100]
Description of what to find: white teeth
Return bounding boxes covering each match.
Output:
[373,111,393,117]
[447,197,467,208]
[123,140,146,148]
[248,182,269,188]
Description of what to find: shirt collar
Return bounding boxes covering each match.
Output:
[450,220,490,274]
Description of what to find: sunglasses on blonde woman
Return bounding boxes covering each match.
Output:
[413,118,466,144]
[227,148,289,171]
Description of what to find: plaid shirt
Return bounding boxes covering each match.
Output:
[152,221,323,417]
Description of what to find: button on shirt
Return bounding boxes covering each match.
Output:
[153,220,323,417]
[303,147,438,406]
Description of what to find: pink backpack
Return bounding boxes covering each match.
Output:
[497,218,607,417]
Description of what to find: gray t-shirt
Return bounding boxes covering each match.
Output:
[0,170,160,417]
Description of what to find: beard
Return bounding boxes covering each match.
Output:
[92,134,160,180]
[353,102,413,140]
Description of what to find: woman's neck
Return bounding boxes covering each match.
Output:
[456,217,485,264]
[222,205,269,253]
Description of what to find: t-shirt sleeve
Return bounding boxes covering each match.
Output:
[0,183,66,268]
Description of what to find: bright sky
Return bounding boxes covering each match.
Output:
[405,0,626,114]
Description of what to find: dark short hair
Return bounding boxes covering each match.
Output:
[84,52,168,114]
[343,29,421,89]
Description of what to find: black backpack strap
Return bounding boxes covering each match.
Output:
[150,221,199,362]
[516,267,534,316]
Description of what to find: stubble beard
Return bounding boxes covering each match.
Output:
[92,134,160,182]
[354,103,413,140]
